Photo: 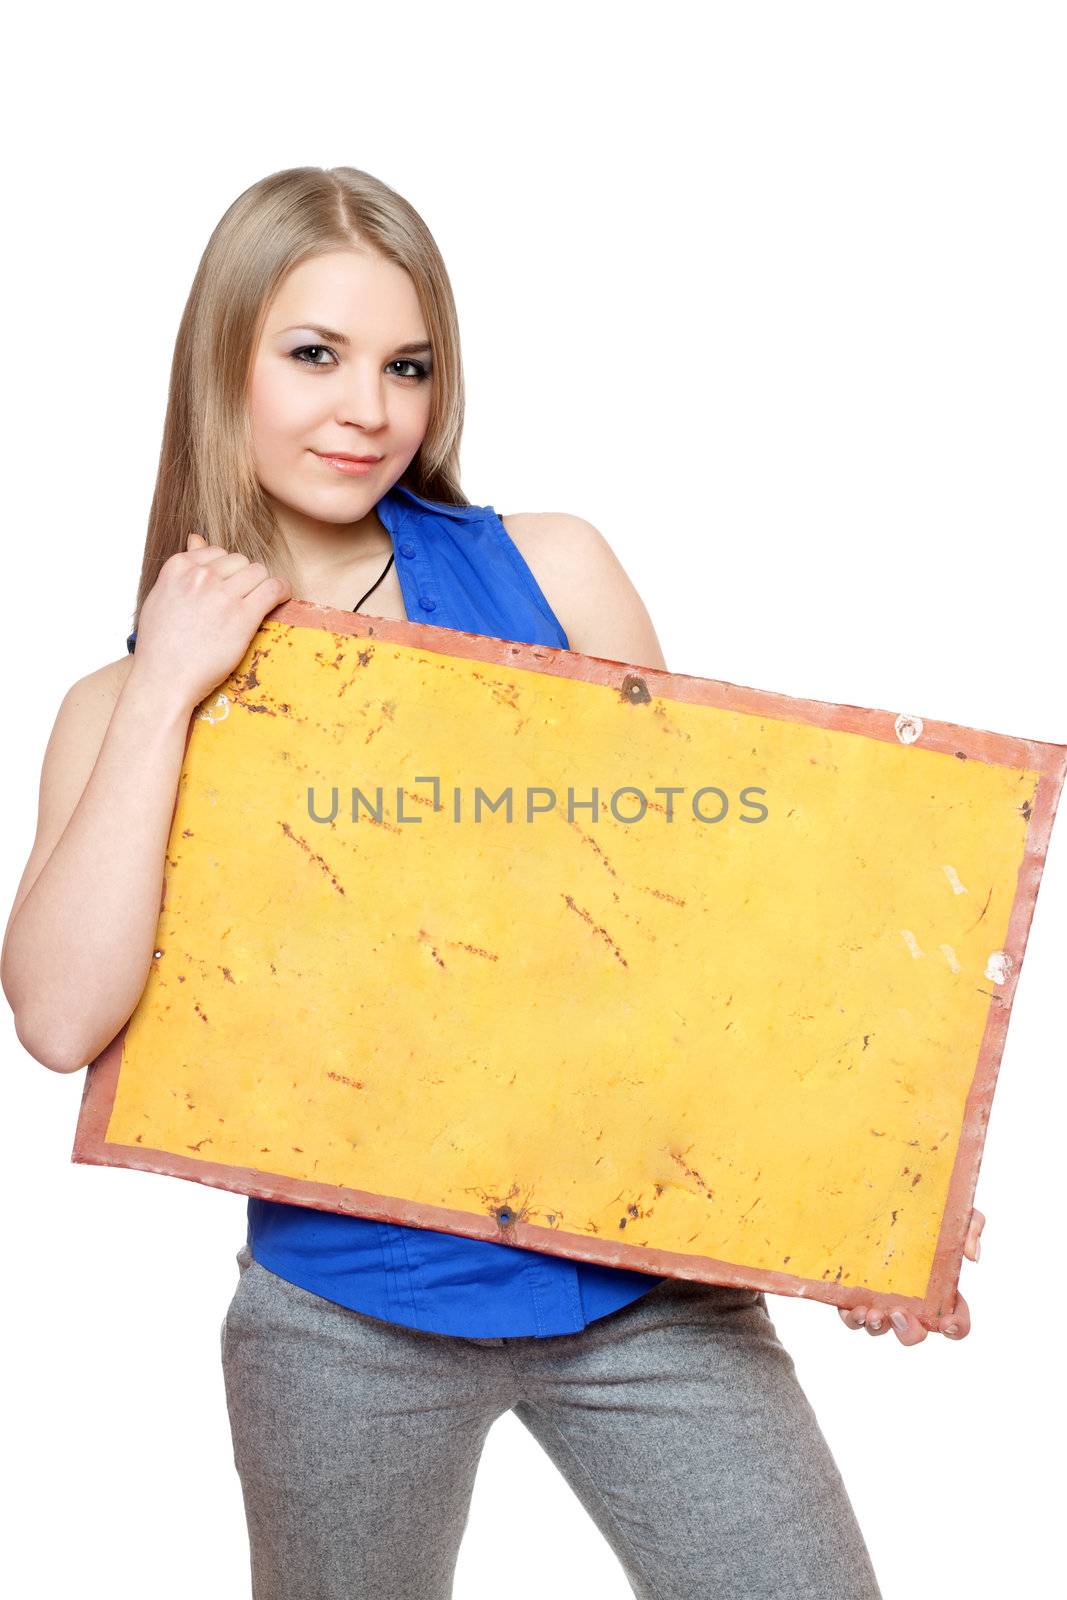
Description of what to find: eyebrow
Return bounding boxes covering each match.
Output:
[279,324,432,356]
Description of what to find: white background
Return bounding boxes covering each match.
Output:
[2,2,1064,1595]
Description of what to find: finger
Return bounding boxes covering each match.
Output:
[938,1288,972,1340]
[184,531,229,564]
[888,1308,929,1346]
[964,1209,985,1262]
[184,532,235,566]
[839,1306,868,1330]
[864,1309,891,1336]
[974,1209,985,1258]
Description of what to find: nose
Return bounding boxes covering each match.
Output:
[335,359,389,432]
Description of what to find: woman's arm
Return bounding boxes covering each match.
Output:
[0,657,198,1073]
[2,533,291,1074]
[500,511,668,671]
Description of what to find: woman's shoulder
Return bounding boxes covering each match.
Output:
[62,653,136,704]
[498,511,667,669]
[93,653,137,696]
[498,510,616,596]
[51,656,136,734]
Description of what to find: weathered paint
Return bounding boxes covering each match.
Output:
[73,600,1067,1329]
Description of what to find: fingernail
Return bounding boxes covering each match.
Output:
[868,1314,883,1330]
[944,1322,960,1337]
[890,1311,908,1333]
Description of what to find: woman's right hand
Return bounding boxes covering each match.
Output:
[130,533,292,711]
[838,1208,984,1343]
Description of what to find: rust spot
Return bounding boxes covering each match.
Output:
[955,750,968,760]
[561,894,629,967]
[643,884,687,906]
[233,650,264,691]
[964,885,992,933]
[1020,798,1032,821]
[567,821,619,878]
[220,966,235,984]
[279,820,346,896]
[417,929,446,968]
[669,1148,714,1199]
[454,942,498,961]
[619,674,651,705]
[468,669,523,711]
[326,1070,364,1090]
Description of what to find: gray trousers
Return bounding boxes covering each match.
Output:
[221,1244,883,1599]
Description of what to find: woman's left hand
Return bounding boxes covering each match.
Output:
[838,1207,985,1344]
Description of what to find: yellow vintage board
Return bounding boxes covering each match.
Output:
[73,602,1066,1327]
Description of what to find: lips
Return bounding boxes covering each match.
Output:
[314,451,382,477]
[315,452,381,463]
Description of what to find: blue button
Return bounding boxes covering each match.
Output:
[399,541,416,558]
[419,596,437,612]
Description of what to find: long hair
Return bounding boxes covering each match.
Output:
[128,166,467,633]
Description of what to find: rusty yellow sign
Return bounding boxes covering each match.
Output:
[74,602,1066,1329]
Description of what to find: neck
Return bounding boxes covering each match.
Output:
[270,497,393,605]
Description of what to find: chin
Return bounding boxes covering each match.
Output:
[271,482,372,522]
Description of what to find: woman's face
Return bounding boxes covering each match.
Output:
[248,248,434,527]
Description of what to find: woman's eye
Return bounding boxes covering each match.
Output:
[387,358,431,381]
[291,345,335,366]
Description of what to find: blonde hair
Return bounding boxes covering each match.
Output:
[129,165,468,633]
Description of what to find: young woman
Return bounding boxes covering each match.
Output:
[2,165,983,1599]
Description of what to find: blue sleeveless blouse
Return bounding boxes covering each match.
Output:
[127,482,665,1336]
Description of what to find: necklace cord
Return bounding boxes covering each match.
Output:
[352,550,396,613]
